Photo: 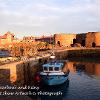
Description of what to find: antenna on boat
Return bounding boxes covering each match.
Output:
[50,34,56,60]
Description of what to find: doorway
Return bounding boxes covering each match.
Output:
[73,38,76,44]
[81,40,85,47]
[92,42,96,47]
[57,41,60,46]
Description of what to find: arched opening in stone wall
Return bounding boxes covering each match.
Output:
[92,42,96,47]
[73,38,76,44]
[81,40,85,47]
[57,41,60,46]
[72,38,77,47]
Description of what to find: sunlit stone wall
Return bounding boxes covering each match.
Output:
[54,33,76,47]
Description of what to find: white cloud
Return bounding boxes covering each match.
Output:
[0,0,100,37]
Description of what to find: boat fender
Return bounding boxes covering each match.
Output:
[47,72,50,79]
[35,74,41,82]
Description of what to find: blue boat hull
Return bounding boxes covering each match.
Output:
[41,75,68,85]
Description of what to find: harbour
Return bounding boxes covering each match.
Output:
[0,54,100,100]
[0,0,100,100]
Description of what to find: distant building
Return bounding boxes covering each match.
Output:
[0,31,15,45]
[54,33,76,47]
[0,31,20,48]
[35,35,54,44]
[23,36,35,42]
[0,31,100,48]
[86,32,100,47]
[54,32,100,47]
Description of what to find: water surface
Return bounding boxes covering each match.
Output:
[37,58,100,100]
[0,58,100,100]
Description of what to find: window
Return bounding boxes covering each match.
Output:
[49,67,53,71]
[54,67,59,71]
[44,67,48,71]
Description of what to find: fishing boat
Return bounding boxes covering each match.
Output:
[40,55,69,85]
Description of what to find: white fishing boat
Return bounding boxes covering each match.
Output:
[40,54,69,85]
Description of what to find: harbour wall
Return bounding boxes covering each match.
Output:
[55,48,100,59]
[0,55,50,85]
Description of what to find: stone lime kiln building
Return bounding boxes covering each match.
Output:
[54,33,76,47]
[85,32,100,47]
[54,32,100,47]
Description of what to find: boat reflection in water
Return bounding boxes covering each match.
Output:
[40,80,69,100]
[29,80,69,100]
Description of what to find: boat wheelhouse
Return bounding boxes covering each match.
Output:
[40,61,69,85]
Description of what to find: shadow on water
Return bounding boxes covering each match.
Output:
[28,79,69,100]
[68,57,100,63]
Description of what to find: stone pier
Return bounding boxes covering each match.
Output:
[0,54,50,85]
[55,48,100,59]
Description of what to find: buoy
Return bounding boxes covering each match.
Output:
[34,73,41,83]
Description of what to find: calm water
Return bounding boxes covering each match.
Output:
[34,58,100,100]
[0,58,100,100]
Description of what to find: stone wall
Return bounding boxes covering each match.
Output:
[0,58,39,85]
[95,32,100,47]
[54,33,86,47]
[76,34,86,44]
[54,32,100,47]
[85,32,95,47]
[0,54,50,85]
[54,33,76,47]
[86,32,100,47]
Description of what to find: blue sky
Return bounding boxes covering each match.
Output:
[0,0,100,38]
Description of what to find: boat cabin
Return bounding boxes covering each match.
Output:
[42,62,63,72]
